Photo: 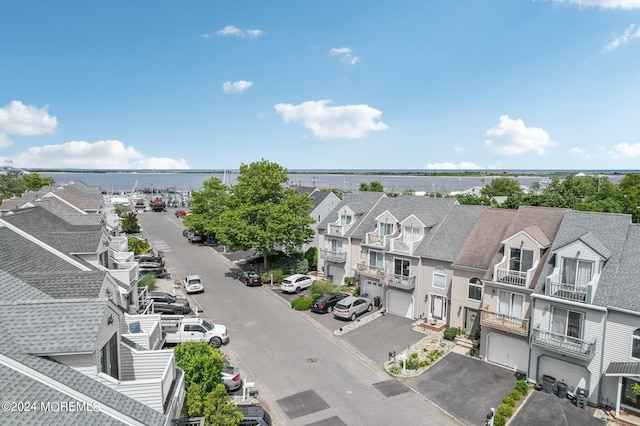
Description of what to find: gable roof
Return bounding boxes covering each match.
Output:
[16,270,109,299]
[0,269,53,301]
[600,223,640,311]
[0,324,165,425]
[317,192,386,234]
[0,299,109,355]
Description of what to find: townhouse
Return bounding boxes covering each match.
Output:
[295,186,341,252]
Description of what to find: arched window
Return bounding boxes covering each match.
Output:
[632,328,640,360]
[468,277,483,301]
[433,267,446,289]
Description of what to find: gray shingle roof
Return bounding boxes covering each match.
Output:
[0,324,165,425]
[0,269,53,301]
[16,270,108,299]
[0,299,108,354]
[317,192,386,233]
[603,223,640,311]
[416,204,487,261]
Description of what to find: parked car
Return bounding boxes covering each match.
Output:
[134,252,165,266]
[280,274,315,294]
[222,359,243,392]
[243,250,264,264]
[182,275,204,294]
[137,260,163,269]
[147,292,192,315]
[138,265,167,278]
[238,270,262,286]
[333,296,373,321]
[310,292,348,314]
[182,229,189,238]
[175,210,187,217]
[187,232,203,243]
[237,405,272,426]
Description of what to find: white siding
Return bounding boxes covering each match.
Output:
[53,353,96,376]
[555,241,602,274]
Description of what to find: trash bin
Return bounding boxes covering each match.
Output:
[557,382,568,399]
[361,293,369,298]
[542,375,556,394]
[374,296,381,307]
[576,389,587,409]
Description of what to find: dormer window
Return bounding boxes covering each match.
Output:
[379,222,394,236]
[562,258,593,288]
[404,225,421,243]
[509,248,533,273]
[340,214,352,225]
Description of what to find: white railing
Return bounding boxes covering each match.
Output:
[480,310,529,336]
[530,328,596,361]
[109,236,129,252]
[356,262,384,277]
[320,249,347,263]
[123,314,163,350]
[493,257,537,287]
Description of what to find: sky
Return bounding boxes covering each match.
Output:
[2,0,640,171]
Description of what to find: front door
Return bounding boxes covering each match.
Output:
[431,295,446,320]
[464,307,480,336]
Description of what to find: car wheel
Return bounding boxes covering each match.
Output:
[295,287,301,294]
[327,306,333,313]
[367,304,373,312]
[350,313,357,321]
[174,307,184,315]
[210,337,222,348]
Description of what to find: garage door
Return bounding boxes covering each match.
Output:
[538,356,589,393]
[362,280,383,303]
[386,290,413,318]
[486,333,529,372]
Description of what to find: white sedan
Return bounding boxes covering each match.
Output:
[280,274,315,294]
[183,275,204,294]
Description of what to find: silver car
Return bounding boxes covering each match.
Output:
[333,296,373,321]
[222,361,243,392]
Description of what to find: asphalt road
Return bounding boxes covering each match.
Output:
[138,210,459,426]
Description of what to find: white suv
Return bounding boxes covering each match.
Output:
[182,275,204,294]
[333,296,373,321]
[280,274,314,293]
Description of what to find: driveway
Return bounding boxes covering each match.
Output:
[403,352,518,426]
[511,391,605,426]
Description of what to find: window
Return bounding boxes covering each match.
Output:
[551,307,583,340]
[379,222,394,236]
[369,251,384,268]
[468,278,483,301]
[498,291,524,319]
[394,259,410,277]
[562,258,594,288]
[509,248,534,272]
[404,225,421,243]
[340,214,352,225]
[331,239,342,252]
[99,333,119,380]
[622,378,640,409]
[433,267,446,289]
[632,328,640,360]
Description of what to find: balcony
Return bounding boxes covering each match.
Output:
[390,237,421,254]
[365,230,399,248]
[320,249,347,263]
[530,328,596,361]
[480,310,529,337]
[123,314,164,350]
[107,261,139,287]
[356,262,384,279]
[493,258,537,287]
[328,223,350,237]
[96,347,183,413]
[109,236,129,252]
[545,273,598,304]
[379,271,416,290]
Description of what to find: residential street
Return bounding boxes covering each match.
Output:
[138,211,459,425]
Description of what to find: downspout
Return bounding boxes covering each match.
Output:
[527,295,534,383]
[598,310,608,408]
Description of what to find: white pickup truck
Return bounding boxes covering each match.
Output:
[162,317,229,348]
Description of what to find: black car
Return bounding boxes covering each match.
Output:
[134,252,165,266]
[310,292,348,314]
[237,404,271,426]
[146,292,192,315]
[139,265,167,278]
[238,271,262,286]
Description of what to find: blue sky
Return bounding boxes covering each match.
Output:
[2,0,640,170]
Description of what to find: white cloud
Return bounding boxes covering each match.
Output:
[222,80,253,94]
[603,24,640,52]
[329,47,360,65]
[609,142,640,158]
[13,140,190,169]
[569,146,592,159]
[0,101,58,147]
[212,25,265,39]
[555,0,640,9]
[454,144,464,153]
[424,161,483,170]
[485,115,556,156]
[274,100,388,139]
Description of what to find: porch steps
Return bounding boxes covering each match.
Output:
[454,336,477,350]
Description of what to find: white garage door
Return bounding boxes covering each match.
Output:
[487,333,529,372]
[362,280,383,303]
[386,290,413,318]
[538,356,589,393]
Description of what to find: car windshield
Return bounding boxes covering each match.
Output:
[189,278,202,284]
[166,294,176,303]
[201,320,213,331]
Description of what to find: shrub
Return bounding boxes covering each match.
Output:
[410,352,419,359]
[496,403,513,418]
[343,276,355,286]
[509,389,522,402]
[389,365,401,375]
[304,247,318,271]
[427,349,442,361]
[515,380,529,396]
[502,396,516,407]
[353,285,361,296]
[493,413,506,426]
[262,269,284,284]
[334,285,353,294]
[405,357,421,370]
[310,280,333,299]
[443,327,461,341]
[290,296,312,311]
[137,274,156,291]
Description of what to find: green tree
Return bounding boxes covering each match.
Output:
[121,212,140,234]
[184,177,231,238]
[304,247,318,271]
[173,342,226,400]
[185,382,204,418]
[480,178,523,198]
[455,193,491,206]
[0,172,54,199]
[215,160,315,269]
[128,238,149,255]
[203,384,243,426]
[359,181,384,192]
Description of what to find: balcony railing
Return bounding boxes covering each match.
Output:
[356,262,384,278]
[389,238,421,254]
[328,223,350,236]
[530,328,596,361]
[109,236,129,252]
[365,230,399,247]
[123,314,164,350]
[480,310,529,336]
[320,249,347,263]
[379,271,416,290]
[108,261,139,286]
[544,271,599,304]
